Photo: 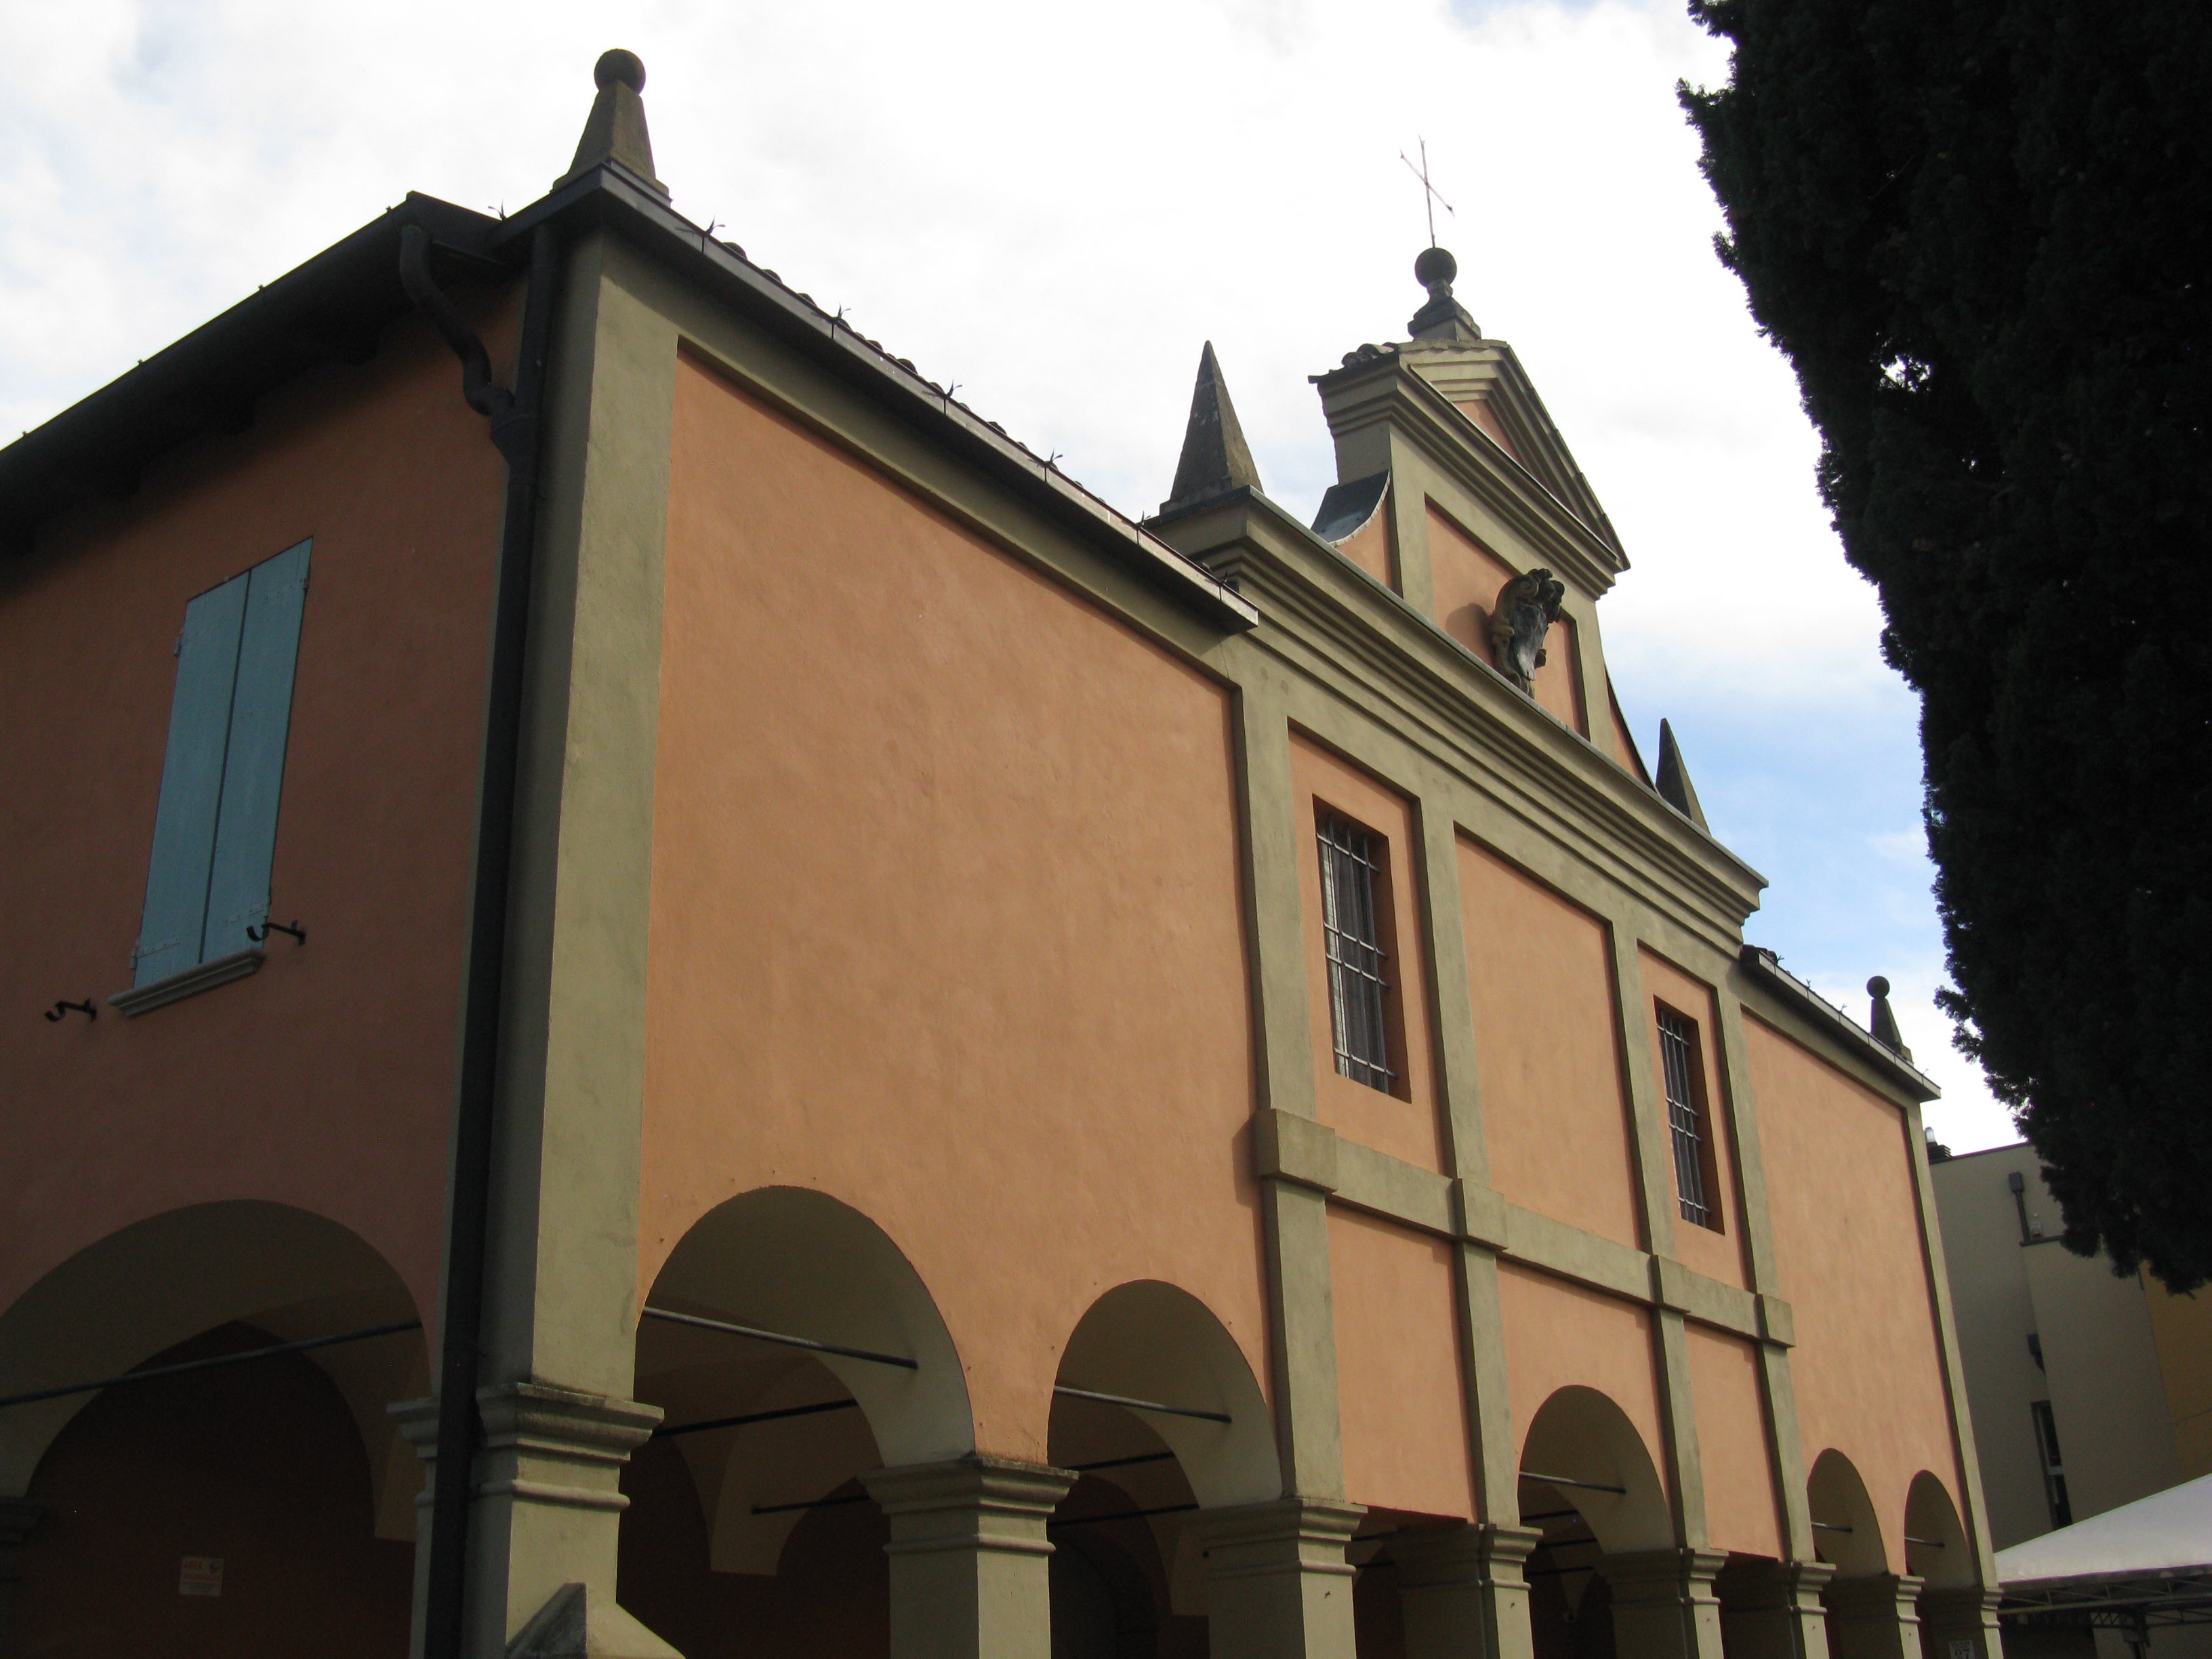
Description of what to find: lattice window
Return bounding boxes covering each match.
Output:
[1658,1008,1714,1229]
[1317,813,1395,1091]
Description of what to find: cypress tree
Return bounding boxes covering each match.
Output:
[1681,0,2211,1287]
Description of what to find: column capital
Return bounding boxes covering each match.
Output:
[1824,1572,1925,1619]
[860,1454,1076,1561]
[1716,1554,1836,1608]
[1190,1496,1365,1581]
[1394,1519,1543,1587]
[1606,1545,1731,1599]
[474,1382,662,1517]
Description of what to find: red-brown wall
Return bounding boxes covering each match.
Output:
[0,292,516,1328]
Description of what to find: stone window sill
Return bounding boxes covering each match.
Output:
[108,947,265,1017]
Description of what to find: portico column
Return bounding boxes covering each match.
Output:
[390,1387,674,1659]
[1605,1546,1729,1659]
[859,1455,1075,1659]
[1824,1573,1925,1659]
[1914,1586,2001,1659]
[0,1498,43,1659]
[1191,1497,1364,1659]
[1716,1557,1835,1659]
[1395,1521,1542,1659]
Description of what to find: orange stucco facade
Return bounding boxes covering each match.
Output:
[1749,1013,1962,1574]
[640,356,1269,1460]
[0,81,1992,1659]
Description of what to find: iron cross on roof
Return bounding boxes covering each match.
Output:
[1399,138,1456,249]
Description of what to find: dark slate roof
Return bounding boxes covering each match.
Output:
[1311,470,1389,544]
[0,167,1255,634]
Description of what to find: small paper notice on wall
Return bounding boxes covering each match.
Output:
[178,1556,223,1597]
[1949,1641,1975,1659]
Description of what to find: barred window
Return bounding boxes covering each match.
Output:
[1657,1008,1715,1229]
[1317,813,1395,1091]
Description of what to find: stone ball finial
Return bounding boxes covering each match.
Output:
[595,49,647,92]
[1868,975,1891,998]
[1414,245,1458,297]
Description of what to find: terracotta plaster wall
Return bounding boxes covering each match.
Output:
[1290,736,1447,1173]
[1639,950,1750,1290]
[1496,1262,1666,1492]
[642,356,1268,1460]
[1326,1207,1475,1521]
[1332,497,1397,591]
[1458,838,1644,1250]
[1685,1324,1782,1557]
[0,295,516,1326]
[1747,1015,1961,1570]
[1425,505,1585,735]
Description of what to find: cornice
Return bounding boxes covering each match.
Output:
[1314,352,1624,597]
[1160,491,1765,951]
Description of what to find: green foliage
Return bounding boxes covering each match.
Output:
[1682,0,2211,1288]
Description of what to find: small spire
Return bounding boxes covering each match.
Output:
[1409,247,1479,343]
[1655,719,1708,830]
[1867,976,1913,1060]
[1160,342,1262,514]
[557,49,668,199]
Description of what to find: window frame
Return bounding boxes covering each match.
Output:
[1655,1001,1724,1232]
[1315,806,1401,1095]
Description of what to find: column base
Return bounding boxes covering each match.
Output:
[1191,1497,1364,1659]
[1717,1557,1836,1659]
[1606,1546,1729,1659]
[1825,1573,1925,1659]
[1395,1521,1542,1659]
[1915,1585,2001,1659]
[861,1454,1075,1659]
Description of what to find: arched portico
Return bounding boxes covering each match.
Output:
[1904,1473,1995,1659]
[1044,1280,1291,1659]
[0,1201,426,1656]
[621,1186,1044,1658]
[1811,1450,1919,1659]
[1516,1385,1717,1659]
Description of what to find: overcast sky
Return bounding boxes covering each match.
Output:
[0,0,2017,1151]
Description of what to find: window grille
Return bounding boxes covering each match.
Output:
[1317,813,1395,1091]
[2030,1400,2073,1529]
[1657,1008,1713,1228]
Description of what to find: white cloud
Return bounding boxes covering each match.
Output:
[0,0,2006,1141]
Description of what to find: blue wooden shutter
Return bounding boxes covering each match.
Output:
[203,539,310,960]
[134,573,249,985]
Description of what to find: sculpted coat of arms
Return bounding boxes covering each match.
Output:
[1489,568,1568,694]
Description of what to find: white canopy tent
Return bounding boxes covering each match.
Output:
[1997,1473,2212,1650]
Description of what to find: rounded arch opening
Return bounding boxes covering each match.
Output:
[1045,1280,1277,1637]
[1809,1449,1888,1578]
[1905,1471,1973,1590]
[626,1186,970,1608]
[0,1202,426,1655]
[1517,1385,1672,1652]
[0,1200,426,1527]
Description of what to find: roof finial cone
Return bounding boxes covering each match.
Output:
[1160,342,1263,516]
[557,48,668,199]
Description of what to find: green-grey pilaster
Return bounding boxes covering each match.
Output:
[462,228,678,1656]
[1902,1101,2005,1625]
[1382,439,1437,617]
[1607,931,1717,1576]
[1409,772,1536,1659]
[1713,990,1820,1563]
[1230,674,1344,1503]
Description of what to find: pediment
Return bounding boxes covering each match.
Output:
[1400,340,1621,556]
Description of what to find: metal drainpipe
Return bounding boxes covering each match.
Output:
[401,218,560,1659]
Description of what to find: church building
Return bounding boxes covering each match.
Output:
[0,53,1998,1659]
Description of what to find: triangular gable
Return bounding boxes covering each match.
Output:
[1402,340,1622,556]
